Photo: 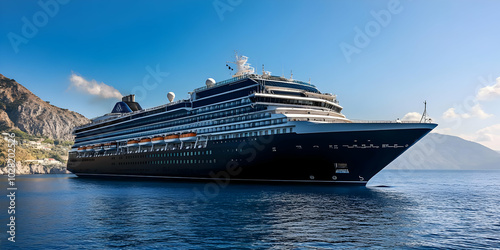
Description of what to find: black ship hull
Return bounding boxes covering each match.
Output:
[67,123,436,185]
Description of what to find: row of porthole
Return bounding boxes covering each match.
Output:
[123,150,214,159]
[147,150,213,158]
[118,159,217,166]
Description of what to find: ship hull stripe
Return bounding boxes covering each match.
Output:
[71,173,368,185]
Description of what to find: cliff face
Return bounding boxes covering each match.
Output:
[0,74,89,141]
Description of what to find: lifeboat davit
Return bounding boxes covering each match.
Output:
[152,136,165,144]
[139,138,152,146]
[164,134,180,143]
[127,140,139,147]
[94,144,104,151]
[104,142,117,150]
[180,132,197,142]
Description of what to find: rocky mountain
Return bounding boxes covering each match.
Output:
[0,74,89,141]
[388,133,500,170]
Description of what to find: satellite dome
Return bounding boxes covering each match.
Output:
[206,78,216,88]
[167,92,175,103]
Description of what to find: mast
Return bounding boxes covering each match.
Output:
[420,101,428,123]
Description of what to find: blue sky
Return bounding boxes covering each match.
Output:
[1,0,500,150]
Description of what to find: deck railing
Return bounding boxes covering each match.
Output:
[350,120,425,124]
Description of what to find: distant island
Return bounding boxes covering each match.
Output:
[388,133,500,170]
[1,73,499,175]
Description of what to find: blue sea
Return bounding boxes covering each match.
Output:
[1,170,500,249]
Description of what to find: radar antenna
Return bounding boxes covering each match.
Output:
[226,52,255,77]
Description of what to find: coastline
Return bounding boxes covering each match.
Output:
[0,161,69,175]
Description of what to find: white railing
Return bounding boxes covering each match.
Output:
[194,75,248,92]
[350,120,425,124]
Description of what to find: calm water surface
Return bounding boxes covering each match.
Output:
[1,170,499,249]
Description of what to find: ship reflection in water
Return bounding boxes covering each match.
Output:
[3,171,499,249]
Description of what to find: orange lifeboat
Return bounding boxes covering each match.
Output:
[139,138,152,146]
[180,132,197,142]
[77,146,85,152]
[164,134,180,143]
[152,136,165,144]
[85,145,94,151]
[127,140,139,147]
[103,142,117,150]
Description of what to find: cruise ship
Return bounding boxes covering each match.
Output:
[67,54,437,185]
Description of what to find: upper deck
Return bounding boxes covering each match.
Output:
[74,74,328,133]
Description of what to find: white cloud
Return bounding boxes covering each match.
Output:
[440,124,500,151]
[69,73,122,100]
[465,124,500,151]
[402,112,422,121]
[468,104,493,119]
[475,124,500,142]
[442,108,458,119]
[442,104,492,120]
[477,77,500,101]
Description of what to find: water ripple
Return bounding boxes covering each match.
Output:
[1,170,499,249]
